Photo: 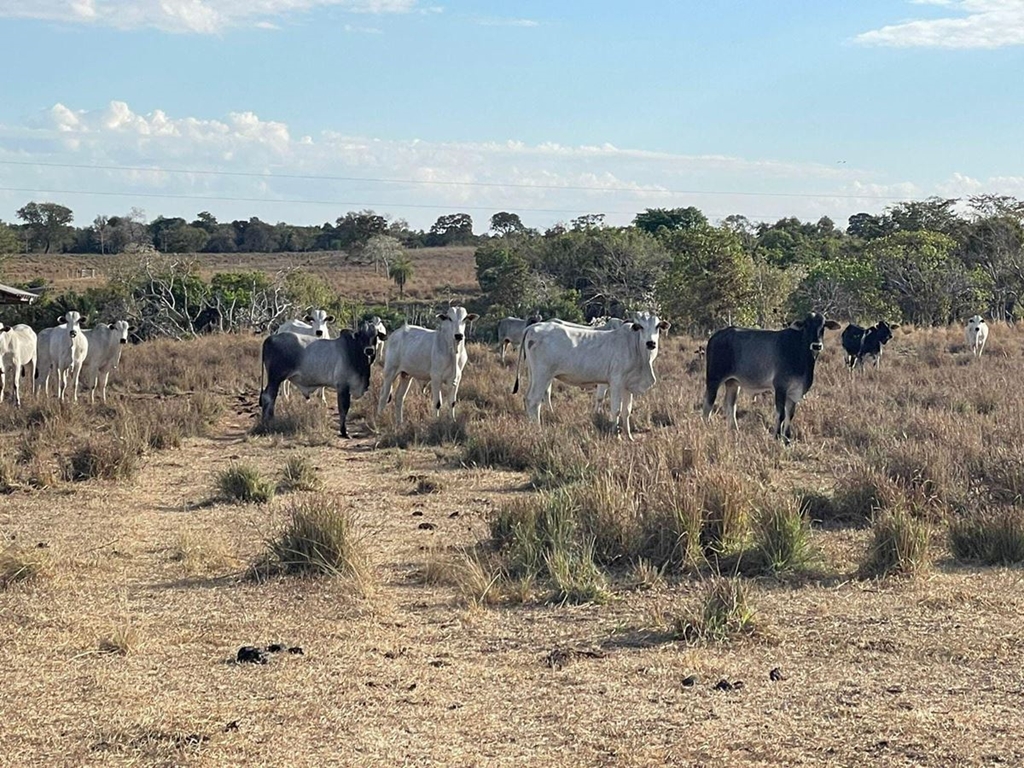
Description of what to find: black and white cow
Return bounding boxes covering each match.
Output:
[840,321,899,369]
[702,312,841,442]
[259,321,378,438]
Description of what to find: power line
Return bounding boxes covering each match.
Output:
[0,159,911,201]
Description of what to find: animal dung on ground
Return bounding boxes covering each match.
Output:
[418,522,436,530]
[681,674,698,688]
[236,646,270,664]
[769,667,785,681]
[713,678,744,691]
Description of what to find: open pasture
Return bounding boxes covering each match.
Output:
[2,321,1024,766]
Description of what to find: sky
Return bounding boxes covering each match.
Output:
[0,0,1023,234]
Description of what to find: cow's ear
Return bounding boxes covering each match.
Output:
[891,323,901,329]
[325,315,336,323]
[303,315,313,323]
[128,326,136,332]
[437,313,449,321]
[825,320,841,330]
[657,321,671,331]
[57,315,65,324]
[631,322,643,331]
[789,319,805,329]
[466,313,479,322]
[108,323,116,330]
[0,327,8,334]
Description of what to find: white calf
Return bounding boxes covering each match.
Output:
[0,323,37,406]
[377,306,478,424]
[50,311,89,402]
[966,315,989,357]
[514,311,670,440]
[83,320,132,403]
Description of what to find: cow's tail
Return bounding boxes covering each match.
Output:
[512,331,528,394]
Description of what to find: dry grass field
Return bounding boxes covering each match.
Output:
[3,321,1024,766]
[3,246,479,302]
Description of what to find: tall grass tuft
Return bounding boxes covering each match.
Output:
[673,577,758,643]
[742,499,818,575]
[217,464,275,504]
[949,508,1024,565]
[861,504,931,577]
[0,546,49,589]
[252,494,369,586]
[277,455,322,493]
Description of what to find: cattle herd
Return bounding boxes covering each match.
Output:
[0,307,993,442]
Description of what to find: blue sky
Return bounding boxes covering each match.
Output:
[1,0,1022,233]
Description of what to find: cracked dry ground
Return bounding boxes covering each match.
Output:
[2,407,1024,767]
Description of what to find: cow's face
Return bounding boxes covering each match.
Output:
[436,306,478,346]
[370,316,388,349]
[304,309,334,338]
[110,320,132,345]
[967,315,985,331]
[61,311,83,338]
[630,311,671,355]
[791,312,841,356]
[874,321,897,346]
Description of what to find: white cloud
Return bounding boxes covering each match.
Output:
[854,0,1024,49]
[0,0,422,34]
[475,17,539,27]
[0,100,1005,230]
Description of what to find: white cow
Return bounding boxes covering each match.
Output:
[966,315,989,357]
[366,315,388,364]
[0,323,37,406]
[83,320,132,403]
[50,311,89,402]
[377,306,478,424]
[34,326,59,396]
[514,311,670,440]
[550,317,626,409]
[274,309,335,402]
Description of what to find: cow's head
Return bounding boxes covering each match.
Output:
[526,314,543,326]
[872,320,899,346]
[109,319,133,345]
[436,306,478,346]
[967,314,985,331]
[631,311,671,354]
[304,309,335,338]
[60,311,83,338]
[790,312,841,356]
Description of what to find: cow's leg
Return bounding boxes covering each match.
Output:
[12,367,21,406]
[702,380,720,422]
[56,367,67,401]
[101,371,111,403]
[259,378,282,423]
[337,386,352,438]
[525,377,546,425]
[377,369,398,416]
[594,384,609,413]
[430,377,443,419]
[449,374,463,420]
[774,388,797,443]
[723,382,740,430]
[500,340,509,362]
[70,361,83,403]
[394,374,414,424]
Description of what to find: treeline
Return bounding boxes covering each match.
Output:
[471,196,1024,334]
[0,204,478,255]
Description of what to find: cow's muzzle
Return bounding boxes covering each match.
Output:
[810,342,823,354]
[454,333,464,342]
[119,338,127,345]
[646,341,657,350]
[69,331,77,338]
[315,330,324,337]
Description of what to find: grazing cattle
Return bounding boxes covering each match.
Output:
[259,321,378,438]
[966,315,989,357]
[274,309,336,402]
[34,326,58,396]
[83,320,133,403]
[514,311,670,439]
[50,311,89,402]
[377,306,478,424]
[0,323,37,406]
[840,321,899,369]
[497,315,542,362]
[702,312,841,442]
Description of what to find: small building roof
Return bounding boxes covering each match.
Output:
[0,283,40,305]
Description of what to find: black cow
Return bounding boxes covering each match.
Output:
[840,321,899,369]
[702,312,841,442]
[260,321,378,437]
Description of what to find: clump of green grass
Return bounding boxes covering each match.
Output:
[949,508,1024,565]
[277,455,322,493]
[419,549,502,606]
[67,435,143,482]
[217,464,275,504]
[546,542,609,605]
[0,545,49,589]
[673,578,758,643]
[741,499,819,576]
[861,504,931,578]
[252,495,368,584]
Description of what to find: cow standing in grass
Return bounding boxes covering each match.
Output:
[514,311,670,440]
[703,312,841,443]
[83,320,133,403]
[840,321,899,370]
[260,321,378,438]
[274,309,335,402]
[50,311,89,403]
[966,315,989,357]
[377,306,478,425]
[0,323,37,406]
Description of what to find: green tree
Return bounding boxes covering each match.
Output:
[633,207,707,235]
[490,211,526,237]
[428,213,475,245]
[363,234,405,275]
[389,253,414,298]
[790,255,894,322]
[475,242,537,312]
[16,201,74,253]
[0,220,21,255]
[656,226,753,332]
